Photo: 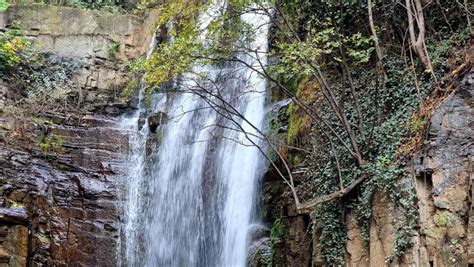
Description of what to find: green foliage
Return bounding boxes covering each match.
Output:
[270,26,374,80]
[427,27,470,73]
[138,1,200,89]
[106,40,120,59]
[33,0,126,13]
[140,0,272,94]
[122,56,145,100]
[145,32,202,90]
[409,118,426,136]
[38,133,63,153]
[0,0,9,10]
[128,56,145,74]
[71,0,120,12]
[1,23,80,106]
[268,218,284,267]
[0,23,32,72]
[25,57,78,99]
[313,202,346,265]
[434,212,454,227]
[347,33,375,66]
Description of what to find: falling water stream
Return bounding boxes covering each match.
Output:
[121,2,270,266]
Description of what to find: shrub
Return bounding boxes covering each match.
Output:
[0,0,8,11]
[38,134,63,153]
[106,40,120,59]
[33,0,127,13]
[0,25,32,72]
[1,23,81,113]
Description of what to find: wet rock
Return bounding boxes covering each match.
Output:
[415,72,473,265]
[261,164,313,267]
[248,224,270,242]
[248,237,271,267]
[0,208,28,226]
[369,191,396,266]
[148,112,168,133]
[419,73,473,213]
[0,225,28,267]
[247,225,273,267]
[346,211,369,266]
[0,116,129,266]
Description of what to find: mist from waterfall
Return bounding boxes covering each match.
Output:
[121,2,270,266]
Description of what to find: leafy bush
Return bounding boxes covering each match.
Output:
[33,0,127,13]
[0,25,33,72]
[0,0,9,11]
[1,23,81,113]
[38,133,63,153]
[106,40,120,59]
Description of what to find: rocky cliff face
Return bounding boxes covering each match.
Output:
[0,5,156,266]
[345,71,473,266]
[261,60,473,266]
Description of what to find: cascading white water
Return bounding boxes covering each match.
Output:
[219,7,270,265]
[120,32,159,267]
[122,2,270,266]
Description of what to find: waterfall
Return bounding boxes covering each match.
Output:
[121,2,270,266]
[120,30,159,267]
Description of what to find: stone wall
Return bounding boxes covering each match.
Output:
[1,5,158,112]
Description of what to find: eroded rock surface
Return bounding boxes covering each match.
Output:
[414,72,473,266]
[0,116,129,266]
[0,5,156,266]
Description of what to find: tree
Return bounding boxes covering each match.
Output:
[405,0,433,71]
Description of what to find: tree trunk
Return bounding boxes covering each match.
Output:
[368,0,387,81]
[406,0,432,70]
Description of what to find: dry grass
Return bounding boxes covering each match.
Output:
[397,61,471,158]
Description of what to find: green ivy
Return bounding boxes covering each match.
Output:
[32,0,127,13]
[313,201,346,266]
[268,218,284,267]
